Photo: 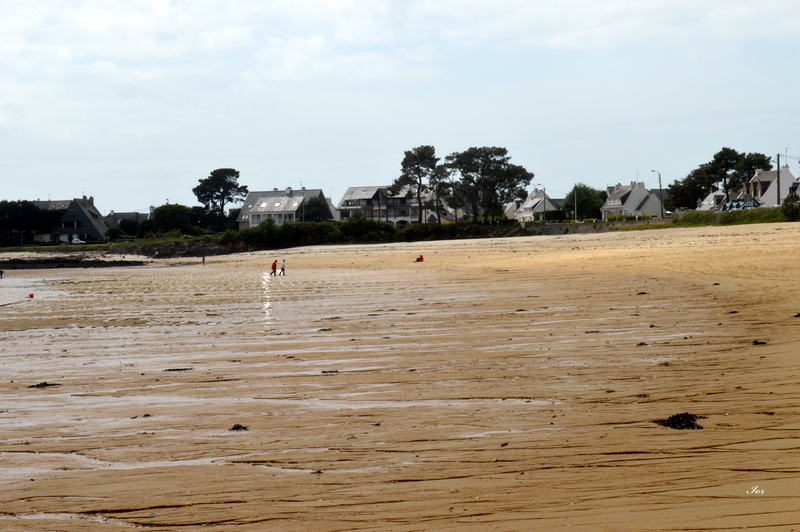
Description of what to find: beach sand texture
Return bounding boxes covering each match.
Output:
[1,224,799,531]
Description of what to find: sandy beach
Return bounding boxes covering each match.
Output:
[1,224,799,531]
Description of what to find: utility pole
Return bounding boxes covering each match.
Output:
[651,170,664,218]
[535,184,546,225]
[776,153,781,206]
[574,187,578,221]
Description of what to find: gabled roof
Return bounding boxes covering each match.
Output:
[337,186,389,208]
[106,211,149,226]
[391,184,434,201]
[698,189,727,211]
[751,166,796,183]
[652,189,669,203]
[238,187,324,221]
[61,196,110,238]
[606,184,633,202]
[31,199,71,210]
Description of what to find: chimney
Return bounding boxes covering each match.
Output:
[285,187,293,196]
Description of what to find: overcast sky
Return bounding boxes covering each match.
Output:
[3,1,799,213]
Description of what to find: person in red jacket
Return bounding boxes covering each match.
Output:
[270,260,277,276]
[415,255,424,262]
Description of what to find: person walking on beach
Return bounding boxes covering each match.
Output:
[278,259,286,276]
[270,260,277,276]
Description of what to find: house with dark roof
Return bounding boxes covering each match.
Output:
[337,186,390,222]
[54,196,110,242]
[600,182,663,219]
[237,187,327,229]
[105,210,150,227]
[337,185,451,225]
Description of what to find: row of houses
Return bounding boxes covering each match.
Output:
[507,182,666,222]
[26,183,668,243]
[698,166,798,212]
[25,196,150,243]
[239,182,669,228]
[25,165,798,242]
[236,185,454,229]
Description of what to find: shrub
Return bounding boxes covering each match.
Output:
[678,211,717,225]
[782,192,800,222]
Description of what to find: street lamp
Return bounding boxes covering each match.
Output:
[651,170,664,218]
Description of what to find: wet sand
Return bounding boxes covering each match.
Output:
[1,224,799,531]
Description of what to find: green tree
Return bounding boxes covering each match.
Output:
[302,195,333,222]
[106,226,124,240]
[479,163,532,221]
[225,208,241,230]
[190,206,214,230]
[428,164,466,221]
[444,147,533,223]
[665,165,713,211]
[733,152,773,192]
[192,168,248,230]
[152,203,193,234]
[137,219,154,238]
[118,218,139,236]
[391,145,439,224]
[562,184,607,220]
[782,191,800,222]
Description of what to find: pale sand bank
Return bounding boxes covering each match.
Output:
[0,277,65,307]
[0,224,799,531]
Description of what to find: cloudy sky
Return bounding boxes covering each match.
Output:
[3,1,799,213]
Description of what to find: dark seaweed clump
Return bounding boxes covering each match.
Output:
[654,412,706,430]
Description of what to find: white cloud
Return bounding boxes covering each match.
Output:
[2,0,799,210]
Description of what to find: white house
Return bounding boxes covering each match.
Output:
[697,189,728,211]
[237,187,327,229]
[516,189,559,222]
[600,182,663,219]
[745,166,796,207]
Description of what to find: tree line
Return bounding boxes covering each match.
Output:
[5,145,782,247]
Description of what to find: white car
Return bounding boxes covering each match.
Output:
[72,238,86,245]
